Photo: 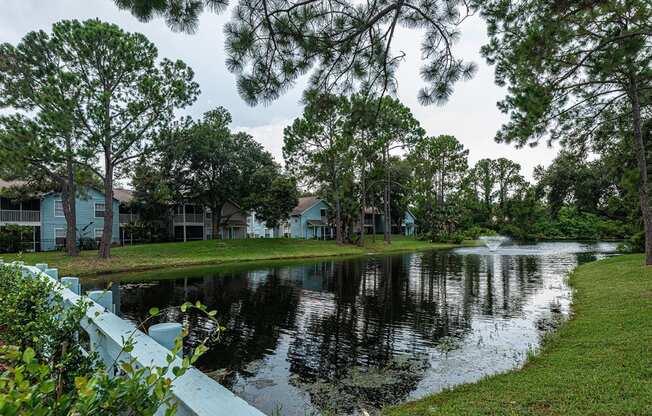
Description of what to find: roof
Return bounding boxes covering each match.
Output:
[291,196,326,216]
[0,179,136,204]
[113,188,134,204]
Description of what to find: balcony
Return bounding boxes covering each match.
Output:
[173,213,206,224]
[0,210,40,224]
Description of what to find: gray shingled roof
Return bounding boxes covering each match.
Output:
[291,196,322,216]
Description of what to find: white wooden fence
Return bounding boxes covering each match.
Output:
[5,261,264,416]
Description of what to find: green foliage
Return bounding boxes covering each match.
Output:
[408,135,468,238]
[621,231,645,253]
[0,264,220,415]
[463,226,496,240]
[114,0,475,106]
[0,225,34,254]
[478,0,652,261]
[0,19,199,258]
[251,175,299,228]
[155,107,293,235]
[284,93,356,242]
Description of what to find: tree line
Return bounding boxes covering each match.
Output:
[1,0,650,263]
[0,20,296,258]
[109,0,652,264]
[286,93,639,246]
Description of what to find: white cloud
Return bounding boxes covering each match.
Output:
[235,120,293,165]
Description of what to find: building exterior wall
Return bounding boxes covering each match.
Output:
[404,211,416,236]
[290,200,331,239]
[40,188,120,251]
[247,212,276,238]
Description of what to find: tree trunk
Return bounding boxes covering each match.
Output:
[335,196,343,245]
[383,148,391,244]
[630,87,652,265]
[61,135,79,256]
[212,204,221,240]
[99,160,114,259]
[61,182,79,257]
[359,169,366,247]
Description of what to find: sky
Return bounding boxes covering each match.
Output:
[0,0,561,180]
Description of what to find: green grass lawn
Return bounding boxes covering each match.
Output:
[2,236,466,277]
[385,254,652,416]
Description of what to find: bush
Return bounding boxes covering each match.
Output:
[0,264,221,415]
[0,225,35,253]
[462,226,497,240]
[627,231,645,253]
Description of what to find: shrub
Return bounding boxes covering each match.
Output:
[625,231,645,253]
[0,264,221,415]
[462,226,497,240]
[0,225,35,253]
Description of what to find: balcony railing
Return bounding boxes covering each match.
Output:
[119,213,140,224]
[0,210,40,223]
[173,213,206,224]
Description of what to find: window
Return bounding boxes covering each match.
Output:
[94,228,103,241]
[320,208,327,218]
[54,200,64,217]
[94,202,105,218]
[55,228,66,247]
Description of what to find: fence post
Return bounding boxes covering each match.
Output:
[87,290,114,313]
[44,268,59,280]
[149,322,183,357]
[61,277,81,295]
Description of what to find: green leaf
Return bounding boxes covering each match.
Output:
[22,347,35,364]
[121,362,134,373]
[149,307,160,317]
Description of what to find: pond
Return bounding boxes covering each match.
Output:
[85,241,618,415]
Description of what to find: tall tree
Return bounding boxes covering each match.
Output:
[479,1,652,264]
[168,108,284,238]
[37,19,199,258]
[493,158,522,215]
[113,0,476,105]
[367,97,424,244]
[408,135,468,238]
[473,158,496,215]
[0,28,98,256]
[250,174,299,229]
[284,94,354,244]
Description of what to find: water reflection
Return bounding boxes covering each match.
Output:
[85,241,617,415]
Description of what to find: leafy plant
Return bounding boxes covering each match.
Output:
[0,264,222,415]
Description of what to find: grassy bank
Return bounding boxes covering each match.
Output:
[385,254,652,416]
[2,236,467,277]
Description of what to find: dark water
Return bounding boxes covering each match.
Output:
[85,241,617,415]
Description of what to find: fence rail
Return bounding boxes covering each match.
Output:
[8,262,264,416]
[0,210,40,223]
